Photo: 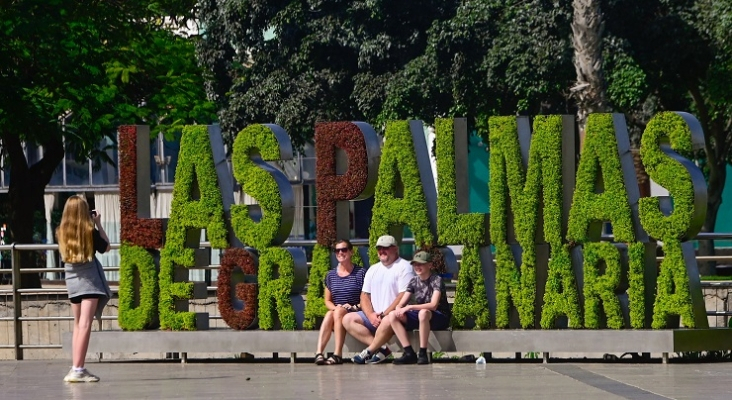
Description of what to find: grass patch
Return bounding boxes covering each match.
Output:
[700,275,732,281]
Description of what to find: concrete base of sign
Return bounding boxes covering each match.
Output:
[64,328,732,363]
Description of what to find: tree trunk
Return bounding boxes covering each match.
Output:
[1,132,65,288]
[687,84,729,277]
[572,0,609,135]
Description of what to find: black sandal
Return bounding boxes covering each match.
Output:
[324,354,343,365]
[315,353,326,365]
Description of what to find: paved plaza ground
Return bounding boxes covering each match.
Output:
[1,359,731,400]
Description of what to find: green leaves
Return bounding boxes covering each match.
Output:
[198,0,575,146]
[368,120,435,259]
[159,125,229,330]
[489,115,577,328]
[639,112,698,241]
[118,244,160,330]
[568,114,635,244]
[258,247,298,330]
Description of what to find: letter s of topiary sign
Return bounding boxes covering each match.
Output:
[640,112,708,329]
[231,124,307,330]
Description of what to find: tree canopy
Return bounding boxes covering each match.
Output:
[0,0,216,287]
[197,0,576,146]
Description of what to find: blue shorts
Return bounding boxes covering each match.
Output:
[404,310,450,331]
[356,311,378,334]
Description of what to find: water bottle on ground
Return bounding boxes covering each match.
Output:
[475,354,486,368]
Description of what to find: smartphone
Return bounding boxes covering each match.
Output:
[90,210,97,218]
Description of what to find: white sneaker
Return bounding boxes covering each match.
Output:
[352,349,372,364]
[64,368,100,383]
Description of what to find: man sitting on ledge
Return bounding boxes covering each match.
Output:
[343,235,414,364]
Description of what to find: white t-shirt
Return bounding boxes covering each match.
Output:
[362,257,414,313]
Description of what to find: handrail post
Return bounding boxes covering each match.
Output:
[11,244,23,360]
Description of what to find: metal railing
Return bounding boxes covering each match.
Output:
[2,236,732,360]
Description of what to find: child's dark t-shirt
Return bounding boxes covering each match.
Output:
[405,274,451,317]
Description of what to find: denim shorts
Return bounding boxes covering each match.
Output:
[404,310,450,331]
[355,311,378,334]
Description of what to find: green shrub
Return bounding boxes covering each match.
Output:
[434,118,488,247]
[231,124,290,249]
[159,125,229,330]
[451,245,491,329]
[627,242,648,328]
[565,114,637,329]
[489,115,578,328]
[652,240,695,328]
[158,247,196,330]
[303,244,331,329]
[118,243,159,330]
[434,118,490,329]
[567,114,635,243]
[582,242,624,329]
[368,120,435,259]
[258,247,297,330]
[639,112,697,240]
[639,112,700,328]
[540,247,582,328]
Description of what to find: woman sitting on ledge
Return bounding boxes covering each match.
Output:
[314,239,365,365]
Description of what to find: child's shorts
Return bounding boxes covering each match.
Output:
[404,310,450,331]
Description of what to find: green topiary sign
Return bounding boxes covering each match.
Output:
[117,111,710,332]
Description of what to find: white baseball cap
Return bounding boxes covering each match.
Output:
[375,235,397,247]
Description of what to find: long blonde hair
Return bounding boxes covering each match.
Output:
[56,195,95,263]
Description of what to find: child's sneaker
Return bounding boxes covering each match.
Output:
[393,352,418,365]
[365,347,391,364]
[352,349,372,364]
[63,368,100,383]
[417,354,430,365]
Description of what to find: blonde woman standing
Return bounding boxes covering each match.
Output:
[57,195,111,383]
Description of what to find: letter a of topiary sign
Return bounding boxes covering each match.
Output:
[566,114,637,329]
[369,120,435,258]
[159,125,229,330]
[435,118,490,329]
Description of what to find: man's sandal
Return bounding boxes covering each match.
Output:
[324,354,343,365]
[314,353,326,365]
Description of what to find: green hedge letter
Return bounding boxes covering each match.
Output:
[490,115,577,328]
[159,125,229,330]
[640,112,708,328]
[435,118,491,329]
[369,120,436,258]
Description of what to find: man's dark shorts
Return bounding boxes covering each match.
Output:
[404,310,450,331]
[356,311,378,333]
